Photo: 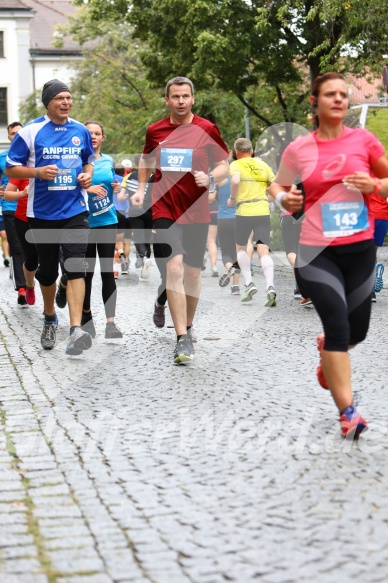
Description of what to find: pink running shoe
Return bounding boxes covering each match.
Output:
[316,333,329,390]
[25,286,36,306]
[339,405,368,438]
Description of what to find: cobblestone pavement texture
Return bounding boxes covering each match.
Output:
[0,246,388,583]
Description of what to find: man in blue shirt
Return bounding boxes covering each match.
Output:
[5,79,95,355]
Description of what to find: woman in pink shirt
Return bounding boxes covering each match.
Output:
[271,72,388,438]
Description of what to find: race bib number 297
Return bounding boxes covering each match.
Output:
[160,148,193,172]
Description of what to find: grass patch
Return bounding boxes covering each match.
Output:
[366,108,388,152]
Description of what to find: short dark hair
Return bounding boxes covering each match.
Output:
[7,121,22,131]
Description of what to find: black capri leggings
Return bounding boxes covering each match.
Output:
[217,218,237,266]
[14,218,39,273]
[295,240,376,351]
[83,224,117,319]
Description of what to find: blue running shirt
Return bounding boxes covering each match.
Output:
[87,154,118,228]
[0,149,17,212]
[6,116,95,220]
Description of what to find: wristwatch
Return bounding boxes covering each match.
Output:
[208,174,216,193]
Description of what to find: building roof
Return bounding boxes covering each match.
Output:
[24,0,81,53]
[347,73,386,104]
[0,1,31,8]
[0,0,81,54]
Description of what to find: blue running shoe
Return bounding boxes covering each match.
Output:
[374,263,384,293]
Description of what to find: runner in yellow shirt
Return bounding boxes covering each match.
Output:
[228,138,276,306]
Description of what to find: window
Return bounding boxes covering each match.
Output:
[0,88,7,124]
[0,32,4,58]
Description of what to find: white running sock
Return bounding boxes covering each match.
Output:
[237,250,252,285]
[260,254,274,289]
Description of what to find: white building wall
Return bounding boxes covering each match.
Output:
[0,8,80,150]
[32,56,80,92]
[0,11,33,148]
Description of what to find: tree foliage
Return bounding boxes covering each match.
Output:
[48,6,248,153]
[73,0,388,133]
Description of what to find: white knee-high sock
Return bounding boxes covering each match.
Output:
[260,254,274,288]
[237,250,252,285]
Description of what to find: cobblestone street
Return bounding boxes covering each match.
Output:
[1,247,388,583]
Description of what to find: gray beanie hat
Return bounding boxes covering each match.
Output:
[42,79,71,108]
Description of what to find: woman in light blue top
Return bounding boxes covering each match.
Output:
[82,121,122,339]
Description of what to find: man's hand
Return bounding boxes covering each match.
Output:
[227,197,236,208]
[38,165,59,180]
[78,172,93,189]
[193,171,209,189]
[130,191,144,207]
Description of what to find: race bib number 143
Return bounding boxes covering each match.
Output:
[321,201,369,237]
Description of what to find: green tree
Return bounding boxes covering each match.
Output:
[73,0,388,133]
[50,7,247,152]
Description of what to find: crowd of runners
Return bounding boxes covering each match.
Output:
[1,73,388,439]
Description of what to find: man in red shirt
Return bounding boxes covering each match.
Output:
[131,76,229,364]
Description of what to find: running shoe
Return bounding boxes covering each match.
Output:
[105,322,123,339]
[81,315,96,338]
[114,270,119,279]
[3,257,10,267]
[41,315,58,350]
[211,267,219,277]
[371,292,377,303]
[187,326,197,344]
[55,276,67,309]
[265,286,277,307]
[121,259,130,275]
[231,285,241,295]
[316,333,329,390]
[140,258,152,280]
[294,288,302,299]
[17,288,27,306]
[339,405,368,438]
[219,265,236,288]
[374,262,384,293]
[173,334,194,365]
[65,327,92,356]
[153,302,166,328]
[135,253,144,269]
[25,286,36,306]
[300,297,313,307]
[241,282,258,302]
